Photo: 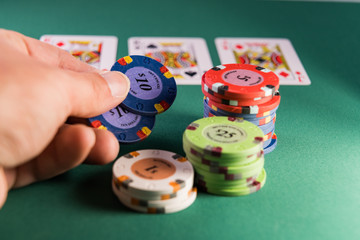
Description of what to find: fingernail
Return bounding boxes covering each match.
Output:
[100,71,130,98]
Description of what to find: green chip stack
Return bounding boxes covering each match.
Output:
[183,116,267,196]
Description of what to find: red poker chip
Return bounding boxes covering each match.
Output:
[202,79,274,106]
[203,64,279,99]
[207,92,281,114]
[203,90,274,107]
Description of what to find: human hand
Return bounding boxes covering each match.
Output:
[0,29,130,208]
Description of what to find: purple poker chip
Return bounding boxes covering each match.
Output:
[111,55,177,116]
[89,105,155,144]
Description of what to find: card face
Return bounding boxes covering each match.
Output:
[40,35,118,70]
[128,37,213,85]
[215,38,311,85]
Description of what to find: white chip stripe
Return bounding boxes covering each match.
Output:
[261,86,274,97]
[212,82,225,93]
[229,100,238,106]
[259,68,271,73]
[204,83,209,92]
[249,105,259,114]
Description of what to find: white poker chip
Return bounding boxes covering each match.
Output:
[112,176,193,201]
[112,149,194,197]
[112,181,196,208]
[115,187,197,214]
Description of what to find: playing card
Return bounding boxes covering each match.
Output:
[40,35,118,70]
[215,38,311,85]
[128,37,213,85]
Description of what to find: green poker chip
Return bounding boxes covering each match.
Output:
[187,153,264,176]
[182,138,262,166]
[182,116,268,197]
[191,160,263,182]
[198,168,267,196]
[183,117,264,159]
[196,171,260,188]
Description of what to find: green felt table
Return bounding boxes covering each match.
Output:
[1,0,360,239]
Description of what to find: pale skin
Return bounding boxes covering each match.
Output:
[0,29,130,208]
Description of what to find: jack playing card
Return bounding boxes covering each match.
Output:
[215,38,311,85]
[40,35,118,70]
[128,37,213,85]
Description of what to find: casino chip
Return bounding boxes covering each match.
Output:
[201,64,280,154]
[182,116,266,196]
[206,92,281,115]
[180,64,280,197]
[89,105,155,144]
[198,169,267,196]
[183,117,264,159]
[203,64,279,99]
[111,55,177,116]
[204,97,279,118]
[264,133,277,154]
[205,105,277,126]
[202,77,275,106]
[89,55,177,144]
[112,149,196,214]
[113,187,197,214]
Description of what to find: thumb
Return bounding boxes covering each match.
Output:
[62,70,130,117]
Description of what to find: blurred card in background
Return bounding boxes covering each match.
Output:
[40,35,118,70]
[128,37,213,85]
[215,38,311,85]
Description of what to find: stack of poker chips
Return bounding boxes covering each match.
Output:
[183,117,266,196]
[201,64,280,154]
[89,55,177,144]
[112,149,196,214]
